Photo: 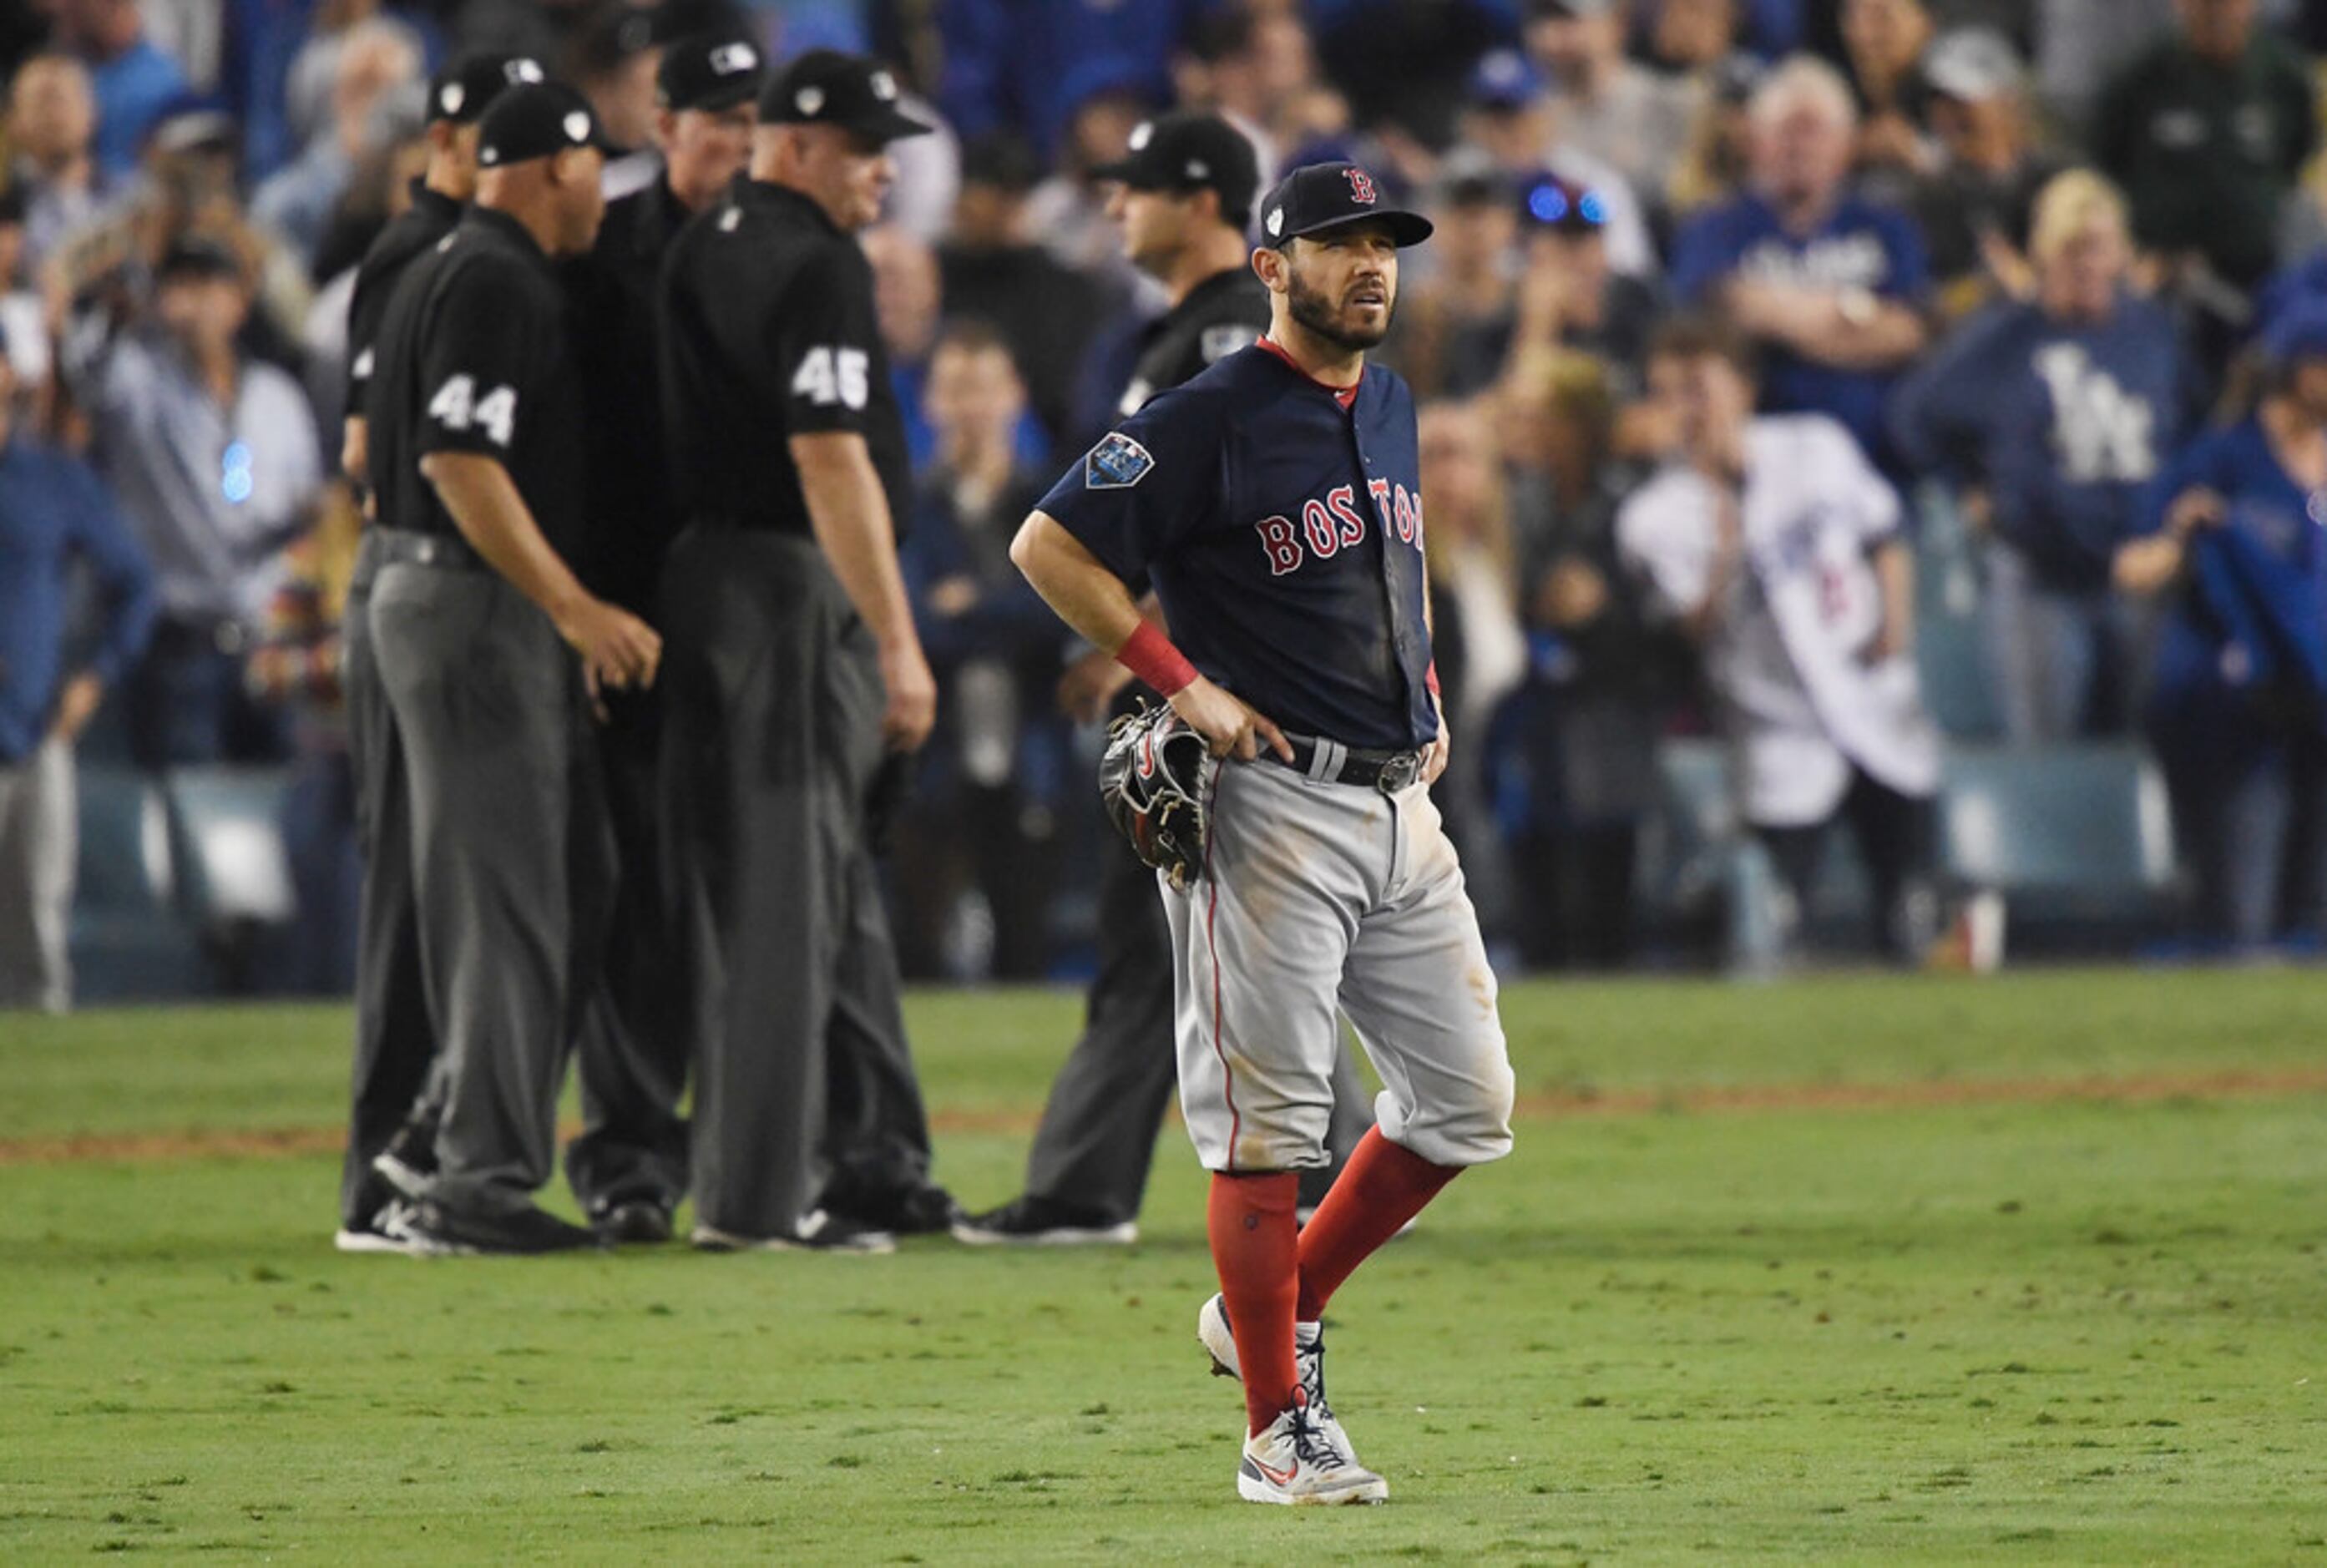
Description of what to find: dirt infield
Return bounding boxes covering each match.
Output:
[6,1065,2324,1168]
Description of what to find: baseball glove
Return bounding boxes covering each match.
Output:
[1097,701,1217,891]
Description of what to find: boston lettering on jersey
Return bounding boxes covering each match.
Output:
[1039,341,1437,752]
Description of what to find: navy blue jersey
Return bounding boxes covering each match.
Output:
[1037,341,1436,752]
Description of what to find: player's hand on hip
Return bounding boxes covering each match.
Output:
[1170,674,1293,764]
[1420,695,1451,787]
[878,637,938,753]
[561,597,662,704]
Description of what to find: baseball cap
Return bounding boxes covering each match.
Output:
[1925,28,2026,104]
[1258,160,1434,249]
[427,53,545,125]
[2263,299,2327,367]
[475,81,620,169]
[1518,172,1610,235]
[156,235,243,284]
[760,49,933,143]
[1091,111,1260,228]
[1467,48,1545,112]
[657,33,765,113]
[1436,147,1510,208]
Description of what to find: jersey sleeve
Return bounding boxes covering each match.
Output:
[767,244,883,438]
[1815,418,1905,542]
[413,260,549,460]
[1616,481,1712,622]
[1033,387,1224,586]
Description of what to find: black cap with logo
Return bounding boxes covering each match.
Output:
[758,49,933,142]
[657,33,766,113]
[475,81,620,169]
[427,52,545,126]
[1091,111,1260,230]
[1257,160,1433,249]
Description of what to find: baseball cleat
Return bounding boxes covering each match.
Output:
[951,1196,1138,1247]
[1199,1293,1368,1469]
[689,1209,897,1255]
[1237,1387,1387,1506]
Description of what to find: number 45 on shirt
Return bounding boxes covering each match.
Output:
[428,374,518,448]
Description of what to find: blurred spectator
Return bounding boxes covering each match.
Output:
[1665,50,1765,218]
[1894,169,2188,741]
[1638,0,1749,73]
[897,322,1065,979]
[2091,0,2319,296]
[1908,28,2067,320]
[1386,153,1517,400]
[1620,316,1943,959]
[938,133,1107,455]
[937,0,1202,161]
[245,489,363,993]
[867,221,1050,472]
[0,328,158,1012]
[1505,174,1662,397]
[1522,0,1703,203]
[1670,54,1930,469]
[50,0,190,180]
[0,189,53,412]
[279,1,426,156]
[1459,47,1659,278]
[66,237,324,767]
[1490,352,1672,967]
[252,17,424,271]
[567,2,663,197]
[1839,0,1936,188]
[2036,0,2178,133]
[1024,80,1154,284]
[8,53,114,267]
[1171,3,1321,185]
[2115,301,2327,948]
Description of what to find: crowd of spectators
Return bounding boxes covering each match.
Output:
[7,0,2327,1009]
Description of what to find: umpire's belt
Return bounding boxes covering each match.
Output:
[1277,733,1423,795]
[371,527,486,572]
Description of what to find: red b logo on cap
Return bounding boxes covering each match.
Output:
[1345,167,1378,205]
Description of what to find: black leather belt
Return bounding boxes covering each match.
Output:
[372,528,485,571]
[1276,734,1424,794]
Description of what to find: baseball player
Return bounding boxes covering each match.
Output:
[954,111,1374,1249]
[334,50,541,1250]
[363,81,657,1254]
[1012,161,1518,1505]
[1616,316,1943,958]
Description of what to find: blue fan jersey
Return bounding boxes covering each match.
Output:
[1036,341,1437,752]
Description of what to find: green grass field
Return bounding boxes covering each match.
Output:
[3,970,2324,1564]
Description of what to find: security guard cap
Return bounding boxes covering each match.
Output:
[427,52,545,126]
[658,33,766,114]
[1091,111,1259,230]
[759,49,933,143]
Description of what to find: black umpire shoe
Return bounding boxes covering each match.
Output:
[372,1110,441,1200]
[400,1200,603,1256]
[688,1209,897,1255]
[950,1194,1138,1247]
[823,1180,963,1237]
[591,1198,675,1247]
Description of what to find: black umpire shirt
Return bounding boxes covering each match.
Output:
[566,176,692,608]
[345,181,464,418]
[364,207,587,564]
[657,179,910,538]
[1115,265,1270,418]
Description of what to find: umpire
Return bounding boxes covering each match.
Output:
[365,81,659,1254]
[657,50,951,1253]
[334,49,541,1249]
[559,32,765,1244]
[954,112,1373,1247]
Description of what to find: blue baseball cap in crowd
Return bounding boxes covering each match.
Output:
[1468,48,1545,111]
[2262,298,2327,367]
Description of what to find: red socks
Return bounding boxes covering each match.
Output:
[1295,1127,1459,1321]
[1206,1171,1300,1436]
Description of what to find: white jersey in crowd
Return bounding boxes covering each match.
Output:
[1617,413,1941,827]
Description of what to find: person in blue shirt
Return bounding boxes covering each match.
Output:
[2115,302,2327,951]
[0,330,159,1011]
[54,0,192,180]
[1892,169,2190,741]
[937,0,1206,160]
[1670,53,1930,470]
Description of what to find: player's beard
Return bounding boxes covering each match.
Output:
[1286,264,1393,352]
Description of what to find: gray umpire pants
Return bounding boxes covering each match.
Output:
[0,735,74,1014]
[1020,754,1373,1221]
[370,534,609,1217]
[337,528,442,1227]
[660,526,934,1239]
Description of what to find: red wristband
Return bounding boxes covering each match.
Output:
[1116,621,1197,697]
[1425,660,1440,699]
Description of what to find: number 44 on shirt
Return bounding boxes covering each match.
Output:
[428,373,519,448]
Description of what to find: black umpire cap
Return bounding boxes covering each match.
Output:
[476,81,621,169]
[657,33,766,113]
[427,52,545,126]
[1258,160,1434,249]
[759,49,933,142]
[1091,111,1259,230]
